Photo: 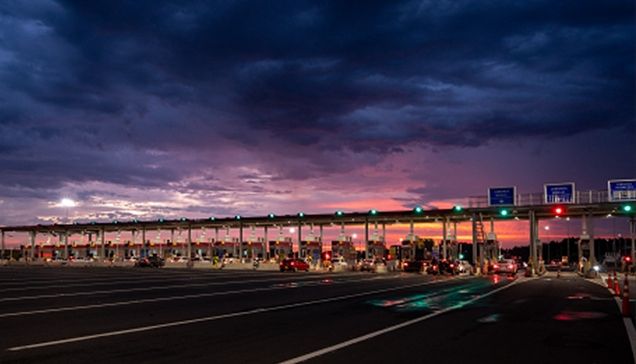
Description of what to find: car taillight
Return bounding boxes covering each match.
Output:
[450,264,454,268]
[494,264,499,269]
[508,264,513,269]
[404,262,409,266]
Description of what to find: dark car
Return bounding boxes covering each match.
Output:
[280,258,310,272]
[135,256,165,268]
[438,260,459,275]
[403,260,426,273]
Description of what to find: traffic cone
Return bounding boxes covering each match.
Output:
[622,274,631,318]
[614,271,621,297]
[608,271,614,288]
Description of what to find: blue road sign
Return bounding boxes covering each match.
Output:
[544,182,575,204]
[608,179,636,202]
[488,187,516,206]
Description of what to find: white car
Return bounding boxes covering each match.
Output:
[492,259,517,275]
[329,256,349,271]
[457,260,473,275]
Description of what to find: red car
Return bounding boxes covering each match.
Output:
[280,258,310,272]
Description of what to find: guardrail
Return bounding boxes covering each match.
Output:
[467,190,611,208]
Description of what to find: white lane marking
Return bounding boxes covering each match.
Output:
[0,273,375,302]
[0,286,288,318]
[6,278,455,351]
[0,276,389,318]
[277,279,527,364]
[0,271,350,292]
[0,270,313,287]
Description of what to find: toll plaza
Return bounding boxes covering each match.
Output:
[1,179,635,276]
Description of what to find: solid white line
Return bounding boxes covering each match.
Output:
[277,279,525,364]
[0,275,387,318]
[0,286,288,318]
[0,271,341,292]
[0,270,310,287]
[0,274,371,302]
[6,278,451,351]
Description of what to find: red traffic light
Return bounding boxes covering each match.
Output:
[553,206,565,216]
[625,256,632,263]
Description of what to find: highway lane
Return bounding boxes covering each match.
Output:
[0,274,458,348]
[0,274,413,316]
[290,272,634,364]
[0,267,632,364]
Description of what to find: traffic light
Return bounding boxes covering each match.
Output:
[625,256,633,264]
[268,213,275,219]
[209,217,215,221]
[234,215,241,220]
[553,206,565,217]
[623,204,633,213]
[335,210,344,217]
[453,205,463,212]
[499,209,509,217]
[297,212,305,218]
[459,253,465,260]
[158,218,164,223]
[413,206,423,214]
[369,209,378,216]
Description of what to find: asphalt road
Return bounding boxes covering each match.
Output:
[0,266,632,364]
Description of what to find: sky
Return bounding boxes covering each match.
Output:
[0,0,635,247]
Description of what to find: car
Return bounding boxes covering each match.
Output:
[135,256,165,268]
[403,260,426,273]
[280,258,310,272]
[359,258,383,272]
[492,259,517,275]
[329,256,349,271]
[457,260,473,275]
[438,260,459,275]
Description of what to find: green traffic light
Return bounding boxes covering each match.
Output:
[335,210,344,216]
[413,206,423,214]
[624,205,633,213]
[234,215,241,220]
[453,205,463,212]
[500,209,509,217]
[369,209,378,215]
[298,212,305,218]
[209,217,215,221]
[459,253,465,260]
[268,213,275,219]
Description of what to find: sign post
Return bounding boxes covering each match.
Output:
[608,179,636,202]
[488,187,517,206]
[544,182,576,204]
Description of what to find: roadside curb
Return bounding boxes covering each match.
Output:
[597,273,636,364]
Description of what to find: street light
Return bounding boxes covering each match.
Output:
[59,198,76,223]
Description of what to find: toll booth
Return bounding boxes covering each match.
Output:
[300,241,322,260]
[214,239,240,258]
[192,241,213,259]
[484,232,500,261]
[269,238,293,261]
[300,229,322,262]
[367,241,386,259]
[244,238,266,260]
[124,241,139,259]
[400,233,425,261]
[331,238,356,262]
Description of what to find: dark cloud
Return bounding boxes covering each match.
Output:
[0,0,634,225]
